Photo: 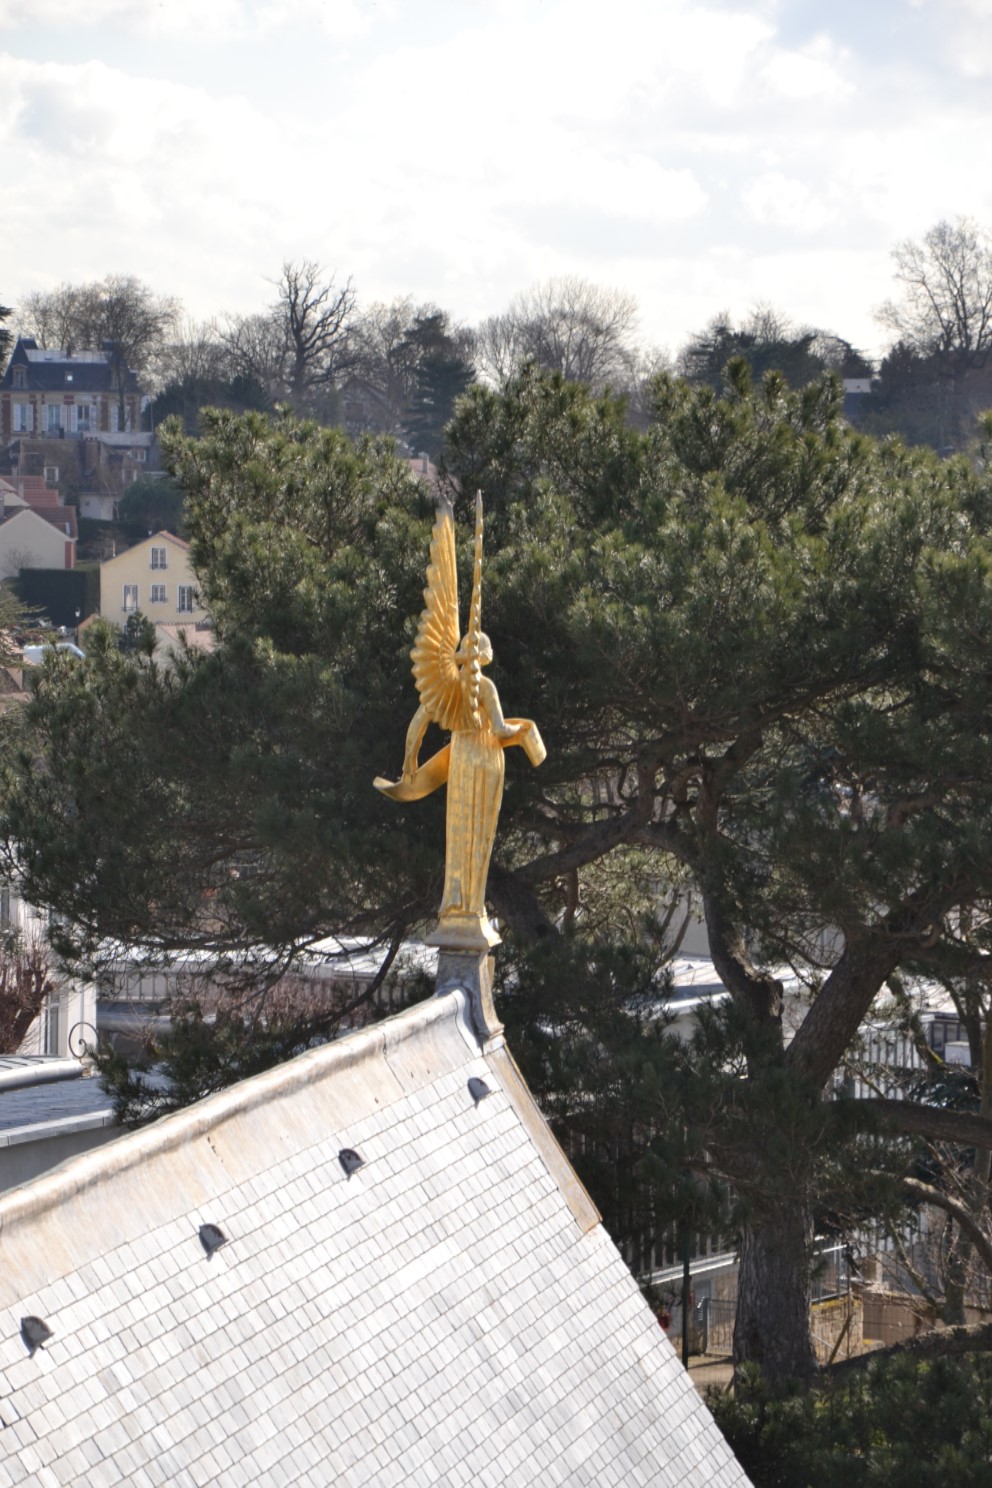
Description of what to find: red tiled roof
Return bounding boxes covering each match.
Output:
[153,530,190,549]
[0,505,78,540]
[32,506,78,539]
[11,477,54,504]
[4,478,79,539]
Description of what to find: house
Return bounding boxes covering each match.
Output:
[0,337,156,515]
[0,972,749,1486]
[0,1057,118,1196]
[0,475,78,568]
[98,531,206,628]
[0,882,97,1065]
[149,620,216,665]
[0,337,144,442]
[94,936,437,1054]
[0,497,76,576]
[0,874,111,1196]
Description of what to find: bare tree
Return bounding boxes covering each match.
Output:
[0,938,56,1054]
[0,303,14,374]
[624,344,673,430]
[219,262,356,420]
[877,217,992,385]
[277,259,356,410]
[157,316,229,390]
[348,297,430,435]
[19,282,88,352]
[475,277,639,391]
[88,274,180,397]
[3,547,37,581]
[219,310,288,405]
[474,311,530,389]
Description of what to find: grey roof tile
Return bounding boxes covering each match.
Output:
[0,988,749,1486]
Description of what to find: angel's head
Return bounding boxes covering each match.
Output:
[456,632,493,667]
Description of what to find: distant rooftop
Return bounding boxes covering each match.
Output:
[0,337,141,396]
[22,347,113,365]
[0,1069,115,1146]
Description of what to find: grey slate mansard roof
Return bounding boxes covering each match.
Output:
[0,987,750,1487]
[0,339,141,396]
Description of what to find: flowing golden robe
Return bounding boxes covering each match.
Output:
[440,724,505,934]
[373,496,545,951]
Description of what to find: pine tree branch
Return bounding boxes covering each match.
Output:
[854,1096,992,1148]
[827,1319,992,1380]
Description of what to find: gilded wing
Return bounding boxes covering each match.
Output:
[411,499,464,730]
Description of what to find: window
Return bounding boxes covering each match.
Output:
[123,584,138,613]
[74,405,92,433]
[12,367,25,389]
[129,449,147,463]
[43,466,59,487]
[150,546,167,570]
[150,584,167,604]
[177,585,196,614]
[13,403,32,433]
[43,996,61,1056]
[46,404,62,432]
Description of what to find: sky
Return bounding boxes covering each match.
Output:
[2,0,992,366]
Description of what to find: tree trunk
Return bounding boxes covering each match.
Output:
[734,1203,817,1386]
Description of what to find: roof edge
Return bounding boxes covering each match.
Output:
[0,990,478,1237]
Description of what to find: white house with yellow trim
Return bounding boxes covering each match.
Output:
[98,530,206,627]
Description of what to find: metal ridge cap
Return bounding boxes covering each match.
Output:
[0,1058,82,1091]
[0,1110,119,1147]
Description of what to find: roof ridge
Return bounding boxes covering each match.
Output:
[0,990,475,1239]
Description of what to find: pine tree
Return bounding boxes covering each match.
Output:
[401,311,474,460]
[9,372,992,1384]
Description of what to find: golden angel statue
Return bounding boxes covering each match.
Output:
[374,493,545,951]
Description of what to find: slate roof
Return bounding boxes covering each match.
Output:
[0,1073,115,1146]
[0,986,749,1487]
[0,339,140,395]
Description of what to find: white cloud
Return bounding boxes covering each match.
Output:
[0,1,991,364]
[758,37,854,102]
[911,0,992,76]
[0,0,369,40]
[0,55,308,312]
[741,172,835,233]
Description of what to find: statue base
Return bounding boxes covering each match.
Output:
[425,913,501,952]
[434,949,503,1046]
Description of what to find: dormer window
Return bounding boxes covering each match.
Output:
[13,368,25,389]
